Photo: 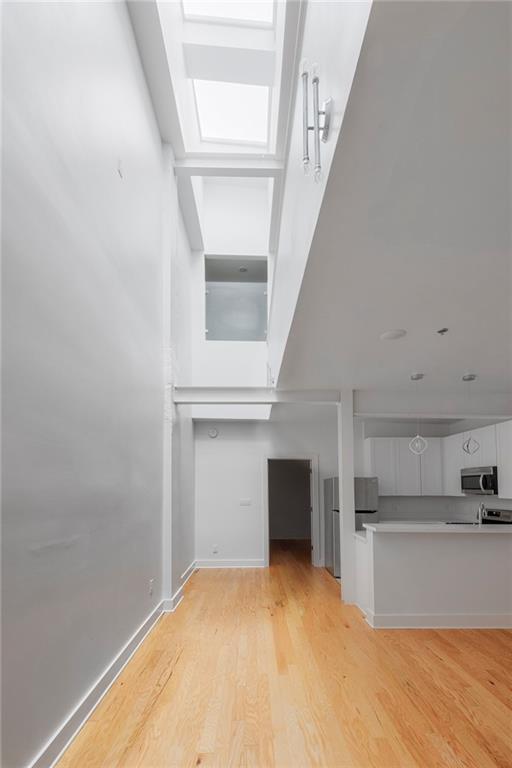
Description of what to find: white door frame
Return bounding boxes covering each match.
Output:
[262,454,321,567]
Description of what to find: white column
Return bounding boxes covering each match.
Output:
[337,390,356,603]
[161,143,175,604]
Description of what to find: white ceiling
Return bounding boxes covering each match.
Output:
[278,0,512,397]
[128,0,303,256]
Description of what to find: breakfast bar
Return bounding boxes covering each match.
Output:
[354,522,512,628]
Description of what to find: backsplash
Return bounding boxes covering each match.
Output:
[379,495,512,523]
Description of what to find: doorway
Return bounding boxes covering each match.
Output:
[267,459,313,565]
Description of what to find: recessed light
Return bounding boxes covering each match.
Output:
[239,267,248,273]
[410,372,425,381]
[462,373,477,382]
[380,329,407,341]
[437,327,449,335]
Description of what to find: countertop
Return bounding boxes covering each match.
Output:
[363,521,512,534]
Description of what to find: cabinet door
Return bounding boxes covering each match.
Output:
[420,437,443,495]
[442,433,464,496]
[497,421,512,499]
[463,425,497,468]
[395,438,421,496]
[365,438,396,495]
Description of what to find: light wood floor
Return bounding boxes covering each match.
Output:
[58,541,512,768]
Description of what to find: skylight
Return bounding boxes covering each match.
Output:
[182,1,274,26]
[193,80,269,145]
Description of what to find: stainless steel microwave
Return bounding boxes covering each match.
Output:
[460,466,498,495]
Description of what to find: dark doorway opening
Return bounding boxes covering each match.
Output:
[268,459,312,565]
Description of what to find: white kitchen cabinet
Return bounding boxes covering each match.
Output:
[497,421,512,499]
[364,438,397,495]
[395,438,421,496]
[442,433,464,496]
[442,426,497,495]
[461,425,497,468]
[420,437,443,495]
[365,437,426,496]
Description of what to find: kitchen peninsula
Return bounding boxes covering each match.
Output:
[354,522,512,628]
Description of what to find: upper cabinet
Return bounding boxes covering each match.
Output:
[442,433,465,496]
[364,437,441,496]
[365,423,506,498]
[442,425,497,496]
[462,424,497,468]
[497,421,512,500]
[364,438,397,495]
[420,437,443,495]
[395,438,421,496]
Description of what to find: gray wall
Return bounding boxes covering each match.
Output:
[171,406,195,593]
[1,3,165,766]
[269,460,312,540]
[168,169,195,596]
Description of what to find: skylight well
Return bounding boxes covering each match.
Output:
[193,79,269,145]
[182,1,274,26]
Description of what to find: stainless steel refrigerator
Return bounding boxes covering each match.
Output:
[324,477,379,578]
[324,477,340,578]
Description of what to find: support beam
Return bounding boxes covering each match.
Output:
[173,386,341,405]
[174,158,284,178]
[127,1,185,153]
[337,390,356,604]
[176,174,204,251]
[268,173,283,253]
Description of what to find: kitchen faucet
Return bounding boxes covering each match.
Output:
[477,503,486,525]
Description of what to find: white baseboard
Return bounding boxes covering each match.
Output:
[366,611,512,629]
[195,558,265,568]
[180,560,197,586]
[28,602,164,768]
[162,588,184,613]
[161,561,197,613]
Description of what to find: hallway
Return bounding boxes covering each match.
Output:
[58,544,512,768]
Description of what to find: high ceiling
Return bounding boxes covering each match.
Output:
[128,0,303,254]
[278,0,512,397]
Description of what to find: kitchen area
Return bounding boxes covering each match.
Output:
[325,416,512,628]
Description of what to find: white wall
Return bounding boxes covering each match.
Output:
[268,1,371,385]
[189,251,268,387]
[166,154,196,598]
[1,3,166,766]
[194,407,338,566]
[171,405,195,593]
[201,177,272,255]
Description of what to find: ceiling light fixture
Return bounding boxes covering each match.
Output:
[409,373,428,455]
[239,267,248,273]
[380,329,407,341]
[437,327,449,335]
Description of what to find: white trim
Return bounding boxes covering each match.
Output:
[195,558,265,568]
[366,611,512,629]
[354,412,512,421]
[162,588,184,612]
[180,559,197,585]
[28,603,164,768]
[262,454,321,568]
[173,386,341,404]
[161,562,197,613]
[174,158,284,178]
[161,561,197,611]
